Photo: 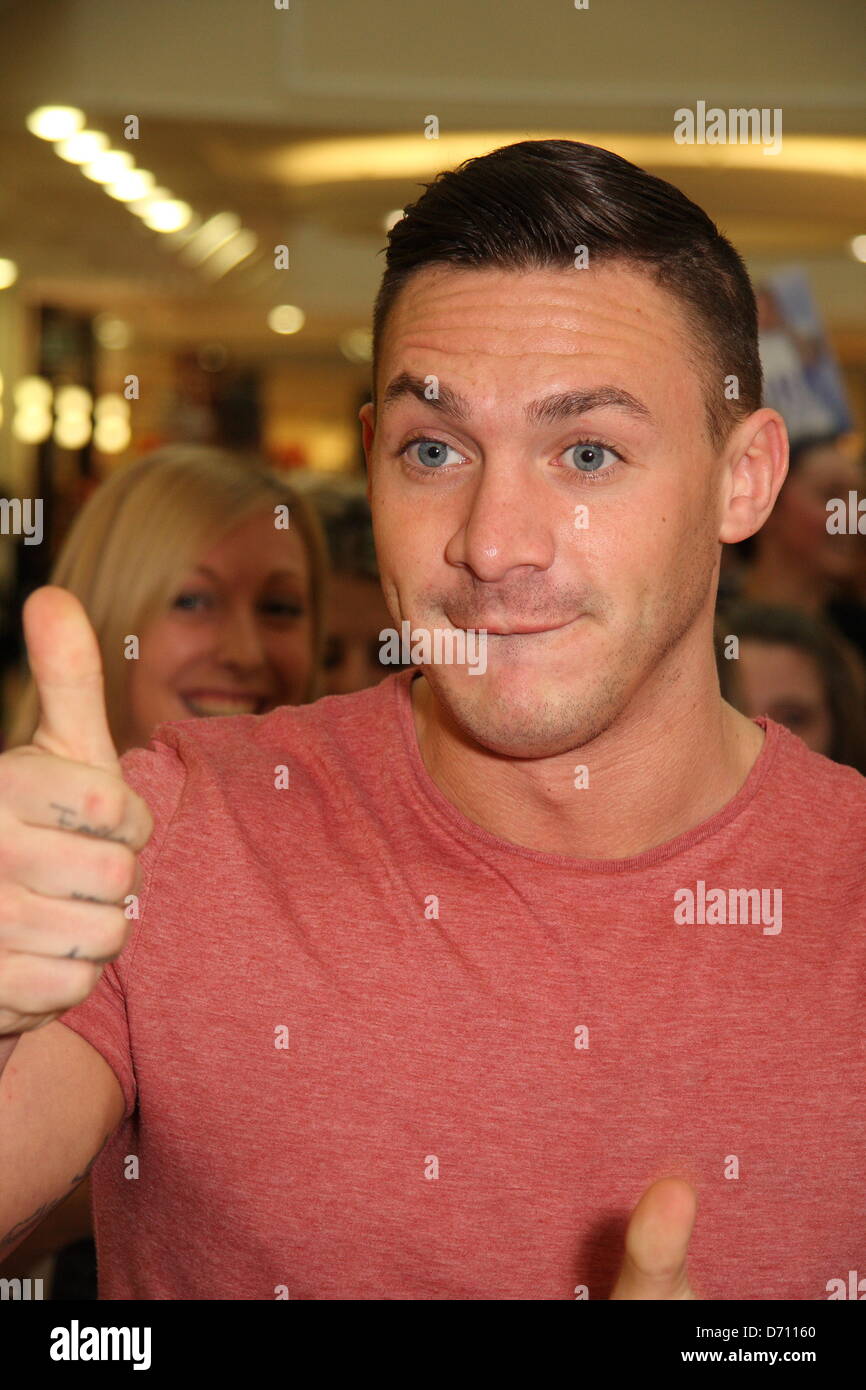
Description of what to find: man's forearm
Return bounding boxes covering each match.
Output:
[0,1177,94,1275]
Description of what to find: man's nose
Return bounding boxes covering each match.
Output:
[446,458,556,583]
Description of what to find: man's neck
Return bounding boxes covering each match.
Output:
[409,671,765,861]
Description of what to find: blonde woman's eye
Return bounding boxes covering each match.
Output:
[172,591,212,611]
[261,599,305,618]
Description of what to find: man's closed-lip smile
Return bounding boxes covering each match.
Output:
[451,616,582,636]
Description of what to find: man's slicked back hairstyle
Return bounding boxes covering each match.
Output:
[371,140,762,451]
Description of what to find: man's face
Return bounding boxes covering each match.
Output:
[361,262,725,757]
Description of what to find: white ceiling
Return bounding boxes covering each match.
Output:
[0,0,864,358]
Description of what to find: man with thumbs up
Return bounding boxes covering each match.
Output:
[2,140,864,1301]
[0,586,152,1039]
[0,585,153,1284]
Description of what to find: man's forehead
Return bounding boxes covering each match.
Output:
[388,258,684,324]
[379,261,697,399]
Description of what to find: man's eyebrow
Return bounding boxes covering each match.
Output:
[523,386,653,426]
[381,373,652,426]
[382,372,472,420]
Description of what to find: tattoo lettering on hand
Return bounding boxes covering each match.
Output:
[50,803,128,844]
[66,944,116,964]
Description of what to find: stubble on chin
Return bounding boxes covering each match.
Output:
[417,648,630,759]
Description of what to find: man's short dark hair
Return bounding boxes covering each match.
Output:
[371,140,762,452]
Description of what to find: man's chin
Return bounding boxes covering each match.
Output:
[421,662,600,759]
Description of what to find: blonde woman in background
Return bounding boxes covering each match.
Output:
[1,443,329,1296]
[6,445,329,751]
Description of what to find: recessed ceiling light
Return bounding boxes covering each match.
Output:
[93,314,132,350]
[339,328,373,362]
[128,187,171,216]
[82,150,135,184]
[141,199,193,233]
[26,106,85,140]
[106,170,156,202]
[268,304,305,335]
[14,376,53,407]
[55,130,109,164]
[94,414,131,453]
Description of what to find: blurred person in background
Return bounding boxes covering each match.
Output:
[6,444,328,752]
[308,487,399,694]
[715,600,866,773]
[1,443,329,1296]
[755,289,840,443]
[732,433,866,663]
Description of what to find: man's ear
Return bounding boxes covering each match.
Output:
[718,407,789,545]
[359,400,375,501]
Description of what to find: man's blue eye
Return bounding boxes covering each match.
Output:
[567,443,616,473]
[409,439,456,469]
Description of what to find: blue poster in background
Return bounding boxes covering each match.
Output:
[757,266,853,446]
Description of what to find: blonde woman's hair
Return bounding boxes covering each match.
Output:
[6,445,330,750]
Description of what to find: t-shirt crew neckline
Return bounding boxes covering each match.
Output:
[390,667,780,875]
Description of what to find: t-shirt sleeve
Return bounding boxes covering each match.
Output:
[57,732,188,1122]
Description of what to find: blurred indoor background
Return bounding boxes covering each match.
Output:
[0,0,864,697]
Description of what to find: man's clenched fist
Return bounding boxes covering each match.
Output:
[0,586,153,1037]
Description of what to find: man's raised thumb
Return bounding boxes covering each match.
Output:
[609,1177,698,1300]
[23,585,121,773]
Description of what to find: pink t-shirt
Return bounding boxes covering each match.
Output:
[59,668,866,1300]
